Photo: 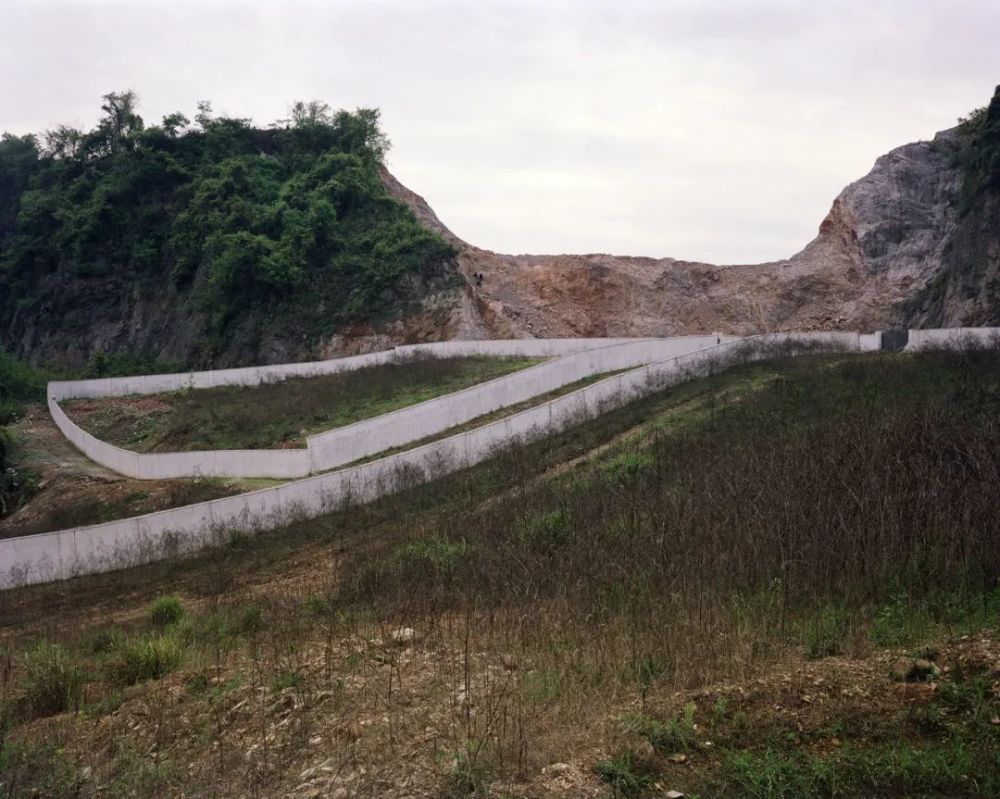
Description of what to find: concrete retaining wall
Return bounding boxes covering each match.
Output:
[906,327,1000,351]
[47,337,726,480]
[47,395,312,479]
[859,332,882,351]
[306,336,732,470]
[47,339,650,401]
[1,331,858,589]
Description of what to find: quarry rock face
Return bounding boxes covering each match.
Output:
[828,129,960,282]
[386,126,969,341]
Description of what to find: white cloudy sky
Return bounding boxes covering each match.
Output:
[2,0,998,263]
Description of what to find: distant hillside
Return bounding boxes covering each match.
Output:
[0,95,457,368]
[4,87,1000,367]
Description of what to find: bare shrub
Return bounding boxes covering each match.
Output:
[21,642,83,717]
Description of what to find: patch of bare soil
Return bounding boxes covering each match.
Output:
[64,394,174,446]
[0,404,240,539]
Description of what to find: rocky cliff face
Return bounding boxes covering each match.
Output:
[903,87,1000,328]
[387,125,970,341]
[6,261,462,369]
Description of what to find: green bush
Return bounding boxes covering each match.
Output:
[593,751,653,797]
[517,507,571,552]
[1,426,39,517]
[722,748,836,798]
[21,641,83,716]
[601,450,654,484]
[149,595,185,626]
[269,669,303,692]
[302,594,334,617]
[108,633,185,684]
[0,347,45,424]
[721,739,990,798]
[86,628,125,654]
[236,603,264,634]
[622,705,697,754]
[956,88,1000,214]
[393,535,470,578]
[802,605,851,660]
[197,603,265,638]
[84,351,182,378]
[869,594,933,648]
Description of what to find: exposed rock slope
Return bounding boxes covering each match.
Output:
[904,87,1000,327]
[387,128,967,339]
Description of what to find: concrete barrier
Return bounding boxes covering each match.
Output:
[2,331,864,589]
[906,328,1000,351]
[47,394,312,479]
[46,339,650,401]
[306,336,733,470]
[860,332,882,351]
[47,337,722,480]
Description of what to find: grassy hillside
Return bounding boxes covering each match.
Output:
[2,347,999,797]
[0,94,457,367]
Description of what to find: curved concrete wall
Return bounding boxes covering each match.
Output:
[2,331,860,589]
[47,395,312,479]
[306,336,732,470]
[47,337,724,480]
[47,339,652,402]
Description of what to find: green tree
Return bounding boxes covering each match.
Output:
[161,112,190,138]
[42,125,82,159]
[92,90,145,155]
[289,100,333,127]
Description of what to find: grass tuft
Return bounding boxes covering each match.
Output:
[107,633,186,685]
[150,595,185,626]
[594,751,654,797]
[21,642,83,717]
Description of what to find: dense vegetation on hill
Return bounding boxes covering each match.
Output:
[0,93,456,366]
[956,89,1000,213]
[0,347,45,425]
[0,347,45,516]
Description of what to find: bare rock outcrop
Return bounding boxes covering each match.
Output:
[384,126,965,339]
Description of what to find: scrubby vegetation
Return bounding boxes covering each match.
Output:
[65,354,541,451]
[20,642,83,717]
[0,92,456,356]
[344,349,1000,631]
[956,87,1000,214]
[0,348,45,518]
[82,350,184,379]
[0,347,45,426]
[2,348,1000,797]
[0,478,240,539]
[149,596,185,626]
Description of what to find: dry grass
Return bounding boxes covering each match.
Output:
[2,348,1000,798]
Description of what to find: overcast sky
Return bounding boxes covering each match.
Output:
[2,1,998,264]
